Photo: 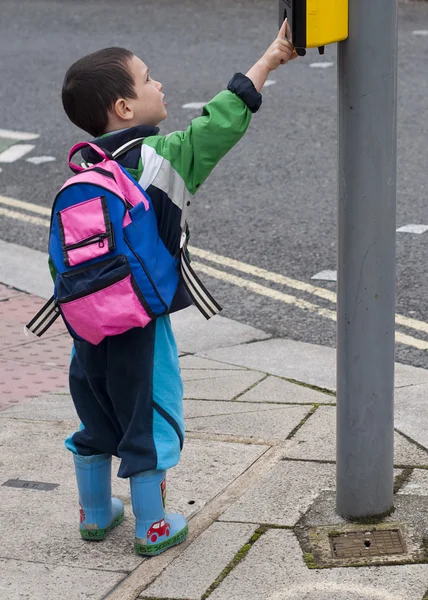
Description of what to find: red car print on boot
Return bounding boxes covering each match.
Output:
[79,504,85,525]
[147,519,171,542]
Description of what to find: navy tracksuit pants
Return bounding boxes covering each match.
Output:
[65,316,185,479]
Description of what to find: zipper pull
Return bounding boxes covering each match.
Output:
[98,239,105,248]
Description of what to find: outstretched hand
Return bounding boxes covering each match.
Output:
[245,18,298,92]
[261,19,298,71]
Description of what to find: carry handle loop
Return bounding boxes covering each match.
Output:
[68,142,112,173]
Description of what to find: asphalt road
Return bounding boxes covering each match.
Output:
[1,0,428,367]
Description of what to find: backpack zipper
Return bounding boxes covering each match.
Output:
[65,233,110,251]
[59,269,129,303]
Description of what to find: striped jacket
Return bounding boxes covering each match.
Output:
[50,72,262,314]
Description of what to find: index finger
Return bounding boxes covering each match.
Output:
[285,18,292,44]
[277,18,288,40]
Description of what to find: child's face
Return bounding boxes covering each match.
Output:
[123,55,167,127]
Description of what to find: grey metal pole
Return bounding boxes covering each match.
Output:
[336,0,398,518]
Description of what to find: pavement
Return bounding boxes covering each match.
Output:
[1,240,428,599]
[3,0,428,369]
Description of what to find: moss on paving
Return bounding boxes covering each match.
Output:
[346,506,396,525]
[277,375,336,398]
[286,405,319,440]
[303,552,317,569]
[393,467,414,494]
[201,527,265,599]
[232,374,269,401]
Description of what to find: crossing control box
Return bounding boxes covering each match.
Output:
[278,0,348,56]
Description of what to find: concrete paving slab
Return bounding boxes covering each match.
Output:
[184,399,286,419]
[180,355,245,370]
[143,522,257,600]
[183,369,265,400]
[0,392,76,421]
[398,469,428,496]
[171,305,270,354]
[202,338,337,390]
[0,419,141,573]
[186,405,311,442]
[210,529,428,600]
[283,406,428,467]
[236,375,335,405]
[396,384,428,450]
[395,363,428,388]
[219,461,335,526]
[1,393,279,424]
[393,433,428,468]
[169,438,269,517]
[0,419,266,576]
[202,339,428,392]
[0,240,52,300]
[0,558,125,600]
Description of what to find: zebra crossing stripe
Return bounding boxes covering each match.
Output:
[0,129,39,163]
[0,129,39,141]
[0,144,35,163]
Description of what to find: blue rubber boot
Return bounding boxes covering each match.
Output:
[73,453,124,541]
[130,470,188,556]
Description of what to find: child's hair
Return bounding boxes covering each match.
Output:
[62,47,137,137]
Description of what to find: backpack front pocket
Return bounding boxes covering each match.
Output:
[56,255,154,344]
[58,196,115,267]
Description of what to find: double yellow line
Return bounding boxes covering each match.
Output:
[1,193,428,351]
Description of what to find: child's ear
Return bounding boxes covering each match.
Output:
[113,98,134,121]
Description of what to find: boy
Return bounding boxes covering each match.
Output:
[59,20,296,556]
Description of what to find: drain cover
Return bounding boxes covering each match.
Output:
[2,479,59,491]
[330,529,405,559]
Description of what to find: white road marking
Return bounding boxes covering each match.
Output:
[310,62,334,68]
[0,194,428,346]
[182,102,207,109]
[397,224,428,234]
[311,270,337,282]
[0,195,50,216]
[194,261,338,319]
[0,129,39,141]
[263,80,277,88]
[194,261,428,351]
[190,246,336,302]
[413,30,428,36]
[189,246,428,336]
[0,206,49,227]
[26,156,56,165]
[0,144,36,163]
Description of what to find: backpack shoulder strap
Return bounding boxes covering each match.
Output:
[112,137,145,160]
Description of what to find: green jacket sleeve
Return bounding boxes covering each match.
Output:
[48,257,57,283]
[143,90,252,196]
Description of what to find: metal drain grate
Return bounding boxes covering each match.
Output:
[2,479,59,491]
[330,529,405,558]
